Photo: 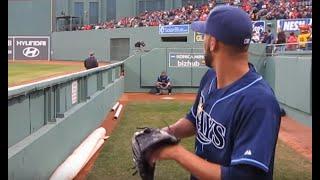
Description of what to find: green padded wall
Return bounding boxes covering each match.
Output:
[8,96,30,147]
[124,53,145,92]
[30,91,46,133]
[141,49,167,86]
[167,48,193,86]
[52,26,199,61]
[274,55,312,114]
[263,52,312,126]
[191,48,209,86]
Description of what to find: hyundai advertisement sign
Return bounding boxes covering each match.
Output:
[8,36,50,60]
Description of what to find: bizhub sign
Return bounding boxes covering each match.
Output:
[8,36,50,60]
[169,53,206,68]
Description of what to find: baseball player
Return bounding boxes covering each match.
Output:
[149,5,281,180]
[155,71,172,95]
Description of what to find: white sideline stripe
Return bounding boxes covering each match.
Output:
[161,97,175,100]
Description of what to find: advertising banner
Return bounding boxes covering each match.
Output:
[13,36,50,60]
[252,20,265,35]
[159,25,189,35]
[194,32,204,42]
[169,53,206,68]
[277,18,312,32]
[8,37,13,60]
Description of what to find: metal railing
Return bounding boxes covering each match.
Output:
[265,41,312,56]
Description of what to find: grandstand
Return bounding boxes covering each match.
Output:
[53,0,313,31]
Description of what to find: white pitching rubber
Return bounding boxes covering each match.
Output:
[111,102,120,111]
[50,127,106,180]
[114,104,123,119]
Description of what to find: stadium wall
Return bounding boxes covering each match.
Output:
[264,51,312,126]
[8,0,53,36]
[51,26,199,61]
[123,44,266,93]
[8,63,124,179]
[122,44,311,126]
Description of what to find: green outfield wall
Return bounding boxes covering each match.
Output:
[8,62,124,179]
[51,26,199,61]
[122,46,311,126]
[264,51,312,126]
[123,44,267,92]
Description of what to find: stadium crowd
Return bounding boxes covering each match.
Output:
[78,0,312,53]
[79,0,312,30]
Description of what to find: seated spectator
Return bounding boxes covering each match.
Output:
[155,71,172,95]
[261,30,273,54]
[276,29,286,52]
[84,52,99,70]
[298,24,311,50]
[286,32,298,51]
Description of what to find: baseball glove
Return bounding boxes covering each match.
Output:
[131,127,179,180]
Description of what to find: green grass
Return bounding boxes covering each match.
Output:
[88,101,312,180]
[8,62,83,87]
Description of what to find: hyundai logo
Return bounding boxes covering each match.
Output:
[23,47,40,58]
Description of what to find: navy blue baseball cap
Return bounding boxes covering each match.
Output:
[191,5,252,47]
